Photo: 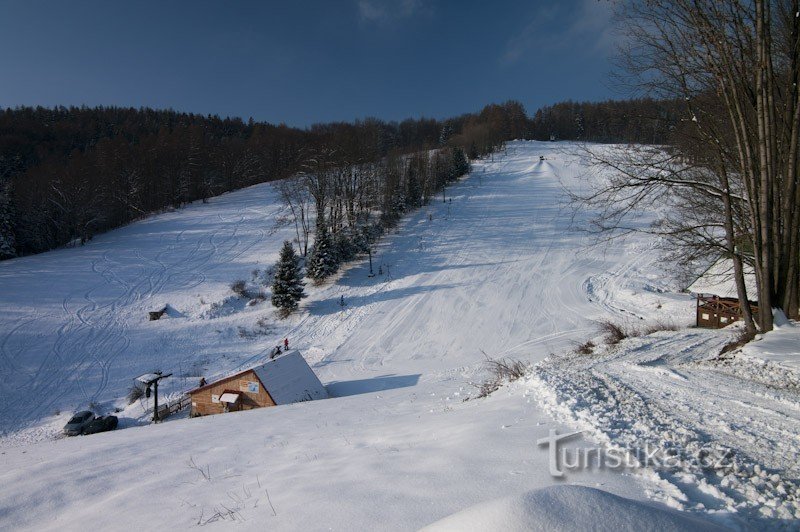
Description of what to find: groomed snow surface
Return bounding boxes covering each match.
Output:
[0,141,797,530]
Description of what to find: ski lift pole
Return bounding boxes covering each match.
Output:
[136,371,172,423]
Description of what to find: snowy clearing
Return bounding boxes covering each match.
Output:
[0,141,794,529]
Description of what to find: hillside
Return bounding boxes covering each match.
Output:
[2,142,792,529]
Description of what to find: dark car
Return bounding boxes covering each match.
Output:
[82,415,119,435]
[63,411,95,436]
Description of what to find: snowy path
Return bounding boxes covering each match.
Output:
[531,328,800,523]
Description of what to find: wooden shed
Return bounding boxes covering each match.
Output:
[688,258,758,329]
[187,350,328,417]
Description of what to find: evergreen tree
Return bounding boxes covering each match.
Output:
[452,147,470,178]
[306,226,339,281]
[334,231,357,262]
[271,240,306,314]
[0,181,17,260]
[405,164,422,208]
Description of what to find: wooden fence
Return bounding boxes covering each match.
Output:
[156,395,192,420]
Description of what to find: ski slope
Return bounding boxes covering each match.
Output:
[0,141,745,530]
[0,141,689,443]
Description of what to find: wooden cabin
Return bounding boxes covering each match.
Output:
[688,258,758,329]
[187,350,328,417]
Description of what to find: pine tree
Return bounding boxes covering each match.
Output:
[0,181,17,260]
[452,147,470,178]
[271,240,306,314]
[306,226,339,281]
[405,164,422,208]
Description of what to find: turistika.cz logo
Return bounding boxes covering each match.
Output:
[537,429,737,477]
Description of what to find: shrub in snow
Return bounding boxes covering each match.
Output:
[575,340,595,355]
[641,320,678,335]
[271,240,306,315]
[306,226,339,282]
[230,279,248,297]
[127,385,144,404]
[472,355,530,399]
[598,320,631,345]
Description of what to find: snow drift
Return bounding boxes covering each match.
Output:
[421,485,725,532]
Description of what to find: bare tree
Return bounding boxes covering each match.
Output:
[277,174,312,256]
[580,0,799,331]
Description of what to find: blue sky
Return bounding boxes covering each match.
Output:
[0,0,621,127]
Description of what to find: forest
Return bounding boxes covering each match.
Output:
[0,98,678,260]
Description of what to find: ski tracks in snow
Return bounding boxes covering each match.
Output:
[530,329,800,524]
[0,194,282,435]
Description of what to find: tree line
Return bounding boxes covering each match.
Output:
[0,97,685,261]
[528,98,682,144]
[0,101,524,259]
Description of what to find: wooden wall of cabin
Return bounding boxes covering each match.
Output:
[190,370,275,416]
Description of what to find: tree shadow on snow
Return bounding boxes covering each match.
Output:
[305,284,457,316]
[325,374,421,397]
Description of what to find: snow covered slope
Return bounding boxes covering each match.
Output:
[0,182,296,442]
[0,141,739,530]
[0,141,689,444]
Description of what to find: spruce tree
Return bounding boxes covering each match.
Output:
[306,226,339,281]
[271,240,306,314]
[405,164,422,208]
[452,147,470,178]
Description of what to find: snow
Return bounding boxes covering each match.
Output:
[251,350,328,404]
[0,141,793,529]
[687,257,758,299]
[136,373,163,383]
[529,325,800,523]
[421,485,726,531]
[218,392,240,403]
[740,311,800,372]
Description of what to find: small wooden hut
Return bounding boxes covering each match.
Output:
[688,258,758,328]
[187,351,328,417]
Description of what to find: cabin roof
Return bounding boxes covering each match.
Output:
[688,257,757,300]
[251,351,328,404]
[186,350,328,404]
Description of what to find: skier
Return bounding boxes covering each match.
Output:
[340,295,346,307]
[199,377,206,387]
[284,337,289,351]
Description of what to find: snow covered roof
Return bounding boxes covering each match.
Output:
[219,392,240,403]
[252,351,328,405]
[136,373,162,384]
[688,258,757,300]
[186,351,328,405]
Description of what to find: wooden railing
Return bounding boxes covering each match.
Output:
[696,294,758,328]
[156,395,191,420]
